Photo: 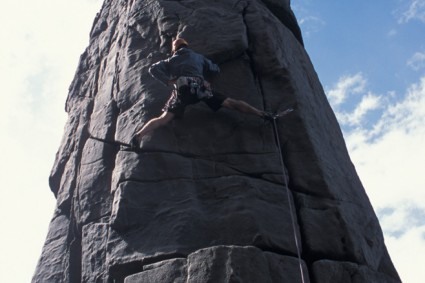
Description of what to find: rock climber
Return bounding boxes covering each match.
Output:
[132,38,270,146]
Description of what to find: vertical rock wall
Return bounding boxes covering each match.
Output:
[33,0,400,282]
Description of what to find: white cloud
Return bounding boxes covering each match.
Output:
[326,73,366,106]
[0,0,103,282]
[335,75,425,205]
[327,74,425,283]
[338,92,382,126]
[384,224,425,283]
[298,16,326,37]
[407,52,425,70]
[387,29,398,37]
[292,3,326,37]
[325,73,385,128]
[397,0,425,23]
[379,204,425,238]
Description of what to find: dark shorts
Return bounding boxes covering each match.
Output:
[163,84,227,118]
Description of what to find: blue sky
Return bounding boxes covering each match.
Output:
[0,0,424,282]
[294,1,425,282]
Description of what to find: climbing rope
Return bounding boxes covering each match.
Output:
[270,110,305,283]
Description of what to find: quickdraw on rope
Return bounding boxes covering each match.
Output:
[270,109,305,283]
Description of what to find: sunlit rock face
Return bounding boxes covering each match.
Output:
[33,0,400,282]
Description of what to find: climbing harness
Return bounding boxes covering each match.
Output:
[175,76,213,100]
[269,109,305,283]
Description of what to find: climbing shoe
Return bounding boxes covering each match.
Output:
[275,108,294,117]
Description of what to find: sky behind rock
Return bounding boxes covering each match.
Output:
[294,1,425,282]
[0,0,423,282]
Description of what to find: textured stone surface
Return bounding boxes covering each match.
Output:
[81,223,109,283]
[312,260,401,283]
[108,177,300,269]
[296,193,391,270]
[124,258,187,283]
[33,212,73,283]
[33,0,400,282]
[124,246,309,283]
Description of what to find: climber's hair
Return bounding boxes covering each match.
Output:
[172,38,189,53]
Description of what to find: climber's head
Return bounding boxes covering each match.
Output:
[172,38,189,53]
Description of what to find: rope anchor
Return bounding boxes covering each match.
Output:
[266,108,294,120]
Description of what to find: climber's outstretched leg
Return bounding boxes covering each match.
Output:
[133,111,175,142]
[221,98,266,118]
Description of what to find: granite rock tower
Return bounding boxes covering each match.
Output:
[33,0,400,282]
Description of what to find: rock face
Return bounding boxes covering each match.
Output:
[33,0,400,282]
